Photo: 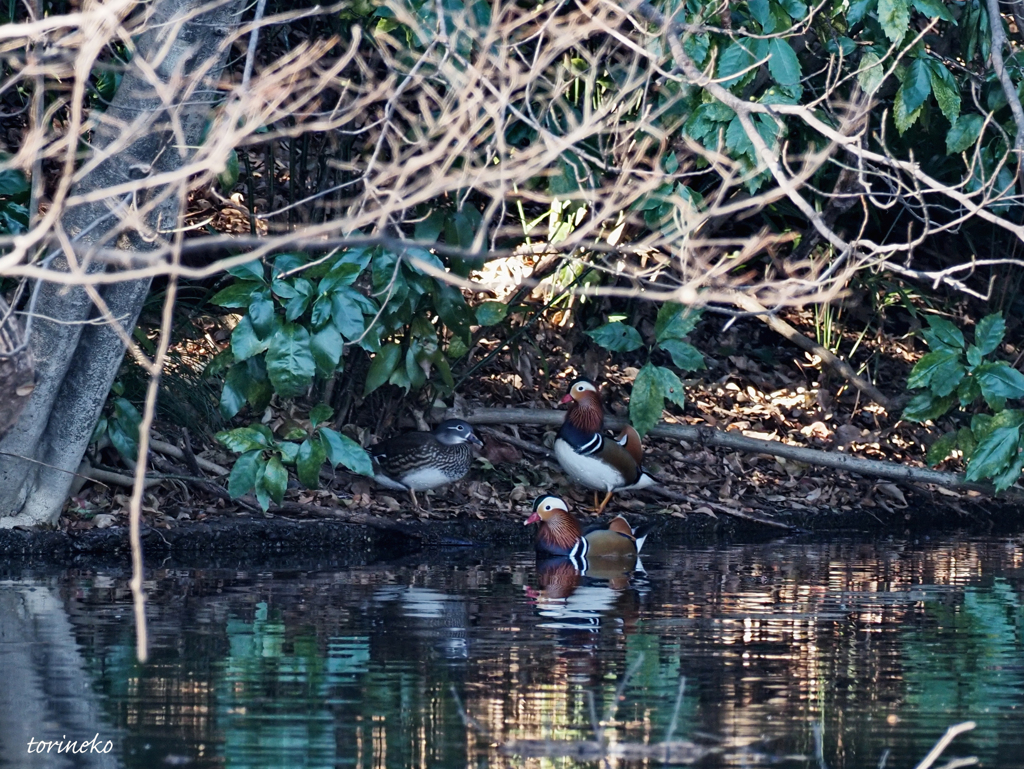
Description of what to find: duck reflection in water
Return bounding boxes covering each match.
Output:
[524,495,653,633]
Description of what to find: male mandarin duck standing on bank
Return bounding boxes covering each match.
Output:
[369,419,482,508]
[525,495,653,564]
[554,379,656,513]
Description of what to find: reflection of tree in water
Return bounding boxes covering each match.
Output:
[26,539,1024,768]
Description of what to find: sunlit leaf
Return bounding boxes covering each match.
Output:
[216,426,271,453]
[629,362,665,437]
[231,316,268,362]
[476,301,509,326]
[974,313,1005,355]
[265,324,316,398]
[659,339,706,371]
[588,321,644,352]
[260,456,288,505]
[878,0,910,42]
[965,426,1021,482]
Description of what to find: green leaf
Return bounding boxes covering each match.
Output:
[310,295,333,329]
[926,431,959,466]
[975,362,1024,402]
[331,287,367,340]
[0,169,29,196]
[217,148,239,191]
[778,0,807,18]
[90,415,108,445]
[767,39,801,87]
[283,278,314,322]
[587,322,644,352]
[718,42,756,88]
[231,316,266,361]
[655,303,701,341]
[927,60,960,123]
[227,450,263,498]
[748,0,770,27]
[227,259,265,283]
[265,324,316,398]
[902,391,955,422]
[108,422,138,463]
[990,448,1024,491]
[958,426,977,457]
[259,456,288,505]
[309,403,333,428]
[878,0,910,42]
[921,316,966,351]
[365,342,402,395]
[893,97,922,135]
[857,52,885,94]
[414,208,446,242]
[653,365,687,409]
[248,296,277,338]
[112,398,141,438]
[975,313,1005,355]
[964,426,1021,482]
[966,345,983,368]
[296,438,328,488]
[848,0,877,25]
[220,365,249,418]
[898,58,932,113]
[475,301,509,326]
[278,440,300,464]
[911,0,954,21]
[320,428,374,476]
[216,426,272,453]
[310,326,344,377]
[905,350,965,395]
[659,339,706,371]
[211,281,260,308]
[629,362,666,437]
[946,114,985,153]
[958,374,982,407]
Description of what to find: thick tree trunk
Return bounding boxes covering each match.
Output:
[0,293,34,439]
[0,0,242,526]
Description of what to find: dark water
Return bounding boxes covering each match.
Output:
[2,534,1023,768]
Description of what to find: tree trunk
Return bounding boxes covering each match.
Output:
[0,0,242,526]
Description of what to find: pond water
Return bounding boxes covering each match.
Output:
[1,533,1023,768]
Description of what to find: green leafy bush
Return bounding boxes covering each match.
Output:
[586,303,705,435]
[904,313,1024,490]
[216,405,371,510]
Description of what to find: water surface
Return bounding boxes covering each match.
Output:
[2,534,1022,768]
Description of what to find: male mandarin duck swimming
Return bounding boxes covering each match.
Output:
[369,419,482,508]
[554,379,656,513]
[524,495,653,564]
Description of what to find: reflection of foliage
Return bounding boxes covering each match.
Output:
[902,580,1024,753]
[219,602,369,766]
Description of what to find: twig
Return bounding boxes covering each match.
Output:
[985,0,1024,161]
[453,407,1024,502]
[478,426,553,457]
[914,722,976,769]
[649,486,795,530]
[85,466,162,489]
[726,291,892,410]
[150,438,228,476]
[179,428,203,477]
[270,501,425,537]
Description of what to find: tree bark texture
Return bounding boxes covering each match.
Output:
[0,293,34,439]
[0,0,242,526]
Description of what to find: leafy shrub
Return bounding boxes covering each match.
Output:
[216,405,371,510]
[587,303,705,435]
[904,313,1024,490]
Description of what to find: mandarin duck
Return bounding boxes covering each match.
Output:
[554,379,656,513]
[524,495,654,568]
[369,419,482,508]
